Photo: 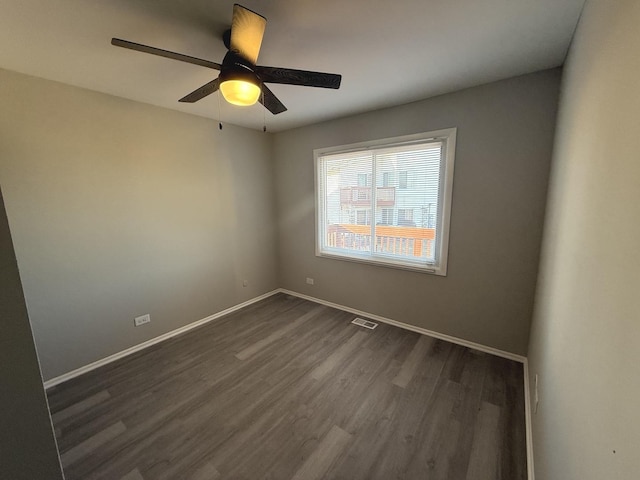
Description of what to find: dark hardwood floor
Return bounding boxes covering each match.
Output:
[47,293,527,480]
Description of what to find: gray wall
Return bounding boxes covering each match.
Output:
[0,188,64,479]
[528,0,640,478]
[273,69,561,356]
[0,68,279,381]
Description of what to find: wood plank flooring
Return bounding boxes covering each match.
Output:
[47,293,527,480]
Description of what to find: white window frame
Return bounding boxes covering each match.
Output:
[314,128,456,275]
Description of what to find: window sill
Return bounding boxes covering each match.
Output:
[316,249,445,276]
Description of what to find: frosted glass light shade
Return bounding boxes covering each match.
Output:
[220,79,261,106]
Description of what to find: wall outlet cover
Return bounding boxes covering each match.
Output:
[134,314,151,327]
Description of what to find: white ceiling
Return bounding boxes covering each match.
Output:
[0,0,584,132]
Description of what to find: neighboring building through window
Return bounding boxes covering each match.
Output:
[315,129,456,275]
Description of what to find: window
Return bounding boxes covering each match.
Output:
[397,208,414,226]
[315,129,456,275]
[399,171,408,189]
[380,208,393,225]
[357,173,370,187]
[355,209,371,225]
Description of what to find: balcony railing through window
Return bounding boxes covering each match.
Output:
[326,224,436,260]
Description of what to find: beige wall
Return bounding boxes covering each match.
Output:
[528,0,640,478]
[273,69,561,355]
[0,188,64,479]
[0,68,279,380]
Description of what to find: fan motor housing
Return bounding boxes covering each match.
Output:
[220,51,261,86]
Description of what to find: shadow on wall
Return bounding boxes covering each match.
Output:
[0,187,64,479]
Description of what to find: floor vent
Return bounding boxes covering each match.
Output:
[351,318,378,330]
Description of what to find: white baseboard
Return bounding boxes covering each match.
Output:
[43,289,280,389]
[279,288,527,363]
[523,358,536,480]
[44,287,527,389]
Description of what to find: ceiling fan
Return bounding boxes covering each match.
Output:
[111,3,342,115]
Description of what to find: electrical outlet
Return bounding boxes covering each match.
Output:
[306,277,314,285]
[134,314,151,327]
[534,374,539,414]
[243,279,249,287]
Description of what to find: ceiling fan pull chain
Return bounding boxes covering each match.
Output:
[262,89,267,132]
[218,90,223,130]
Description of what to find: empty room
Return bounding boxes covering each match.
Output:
[1,0,638,479]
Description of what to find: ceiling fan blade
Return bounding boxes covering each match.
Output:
[111,38,221,70]
[255,66,341,89]
[230,4,266,64]
[259,84,287,115]
[179,78,220,103]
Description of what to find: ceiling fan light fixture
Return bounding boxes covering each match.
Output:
[219,67,261,106]
[220,79,261,106]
